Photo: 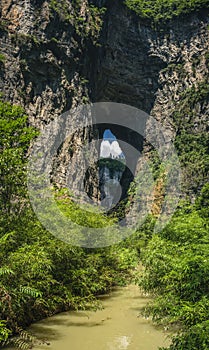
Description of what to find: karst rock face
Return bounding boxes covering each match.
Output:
[0,0,209,200]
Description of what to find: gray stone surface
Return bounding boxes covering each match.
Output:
[0,0,209,200]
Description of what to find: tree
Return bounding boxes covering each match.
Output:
[196,183,209,218]
[0,100,37,220]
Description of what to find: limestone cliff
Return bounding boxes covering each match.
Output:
[0,0,208,201]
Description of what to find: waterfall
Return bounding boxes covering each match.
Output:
[99,164,124,210]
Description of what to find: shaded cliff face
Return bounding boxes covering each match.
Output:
[0,0,209,200]
[0,0,104,198]
[92,1,209,196]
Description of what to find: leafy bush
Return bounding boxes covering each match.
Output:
[139,203,209,350]
[0,101,139,347]
[171,79,209,194]
[195,183,209,218]
[125,0,209,24]
[0,100,37,218]
[98,158,126,176]
[0,53,5,63]
[49,0,106,42]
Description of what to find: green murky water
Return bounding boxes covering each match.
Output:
[28,285,170,350]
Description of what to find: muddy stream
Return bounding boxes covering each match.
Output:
[26,285,170,350]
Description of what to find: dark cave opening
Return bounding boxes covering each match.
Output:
[80,0,166,212]
[96,122,144,203]
[83,104,147,215]
[88,101,148,215]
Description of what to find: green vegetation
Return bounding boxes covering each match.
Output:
[0,94,209,349]
[49,0,106,43]
[0,101,37,218]
[174,132,209,194]
[98,158,126,178]
[55,187,117,228]
[0,2,209,349]
[171,79,209,194]
[125,0,209,24]
[0,20,8,32]
[139,187,209,350]
[0,101,138,348]
[10,33,41,47]
[1,94,208,349]
[196,183,209,218]
[0,53,5,63]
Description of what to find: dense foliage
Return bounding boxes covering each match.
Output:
[49,0,106,43]
[0,101,138,349]
[172,79,209,194]
[98,158,126,177]
[125,0,209,24]
[0,101,37,218]
[139,189,209,350]
[0,94,208,350]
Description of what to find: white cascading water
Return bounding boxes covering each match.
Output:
[99,166,123,210]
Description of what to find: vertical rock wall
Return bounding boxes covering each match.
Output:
[0,0,209,200]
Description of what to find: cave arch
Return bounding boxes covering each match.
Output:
[95,122,145,201]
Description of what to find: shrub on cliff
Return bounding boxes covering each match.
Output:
[125,0,209,24]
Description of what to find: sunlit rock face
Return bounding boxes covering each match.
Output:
[91,1,209,197]
[0,0,209,199]
[0,0,102,200]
